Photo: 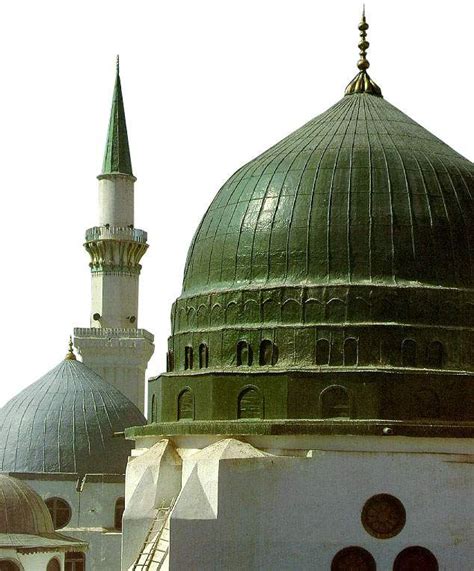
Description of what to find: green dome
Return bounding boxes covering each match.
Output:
[183,93,474,295]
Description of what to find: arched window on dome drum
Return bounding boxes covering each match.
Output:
[114,497,125,531]
[178,389,194,421]
[47,557,61,571]
[393,546,439,571]
[45,497,72,529]
[259,340,278,366]
[237,341,253,366]
[150,394,156,422]
[315,338,330,365]
[427,341,444,368]
[184,346,193,370]
[331,546,376,571]
[0,561,21,571]
[343,338,358,366]
[238,387,263,419]
[166,350,174,372]
[199,343,209,369]
[401,339,417,367]
[320,386,350,418]
[65,551,85,571]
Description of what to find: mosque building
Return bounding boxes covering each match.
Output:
[0,63,150,570]
[0,9,472,571]
[122,11,473,571]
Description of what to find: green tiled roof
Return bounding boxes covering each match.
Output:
[101,65,133,176]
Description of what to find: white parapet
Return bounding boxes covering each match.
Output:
[74,327,154,413]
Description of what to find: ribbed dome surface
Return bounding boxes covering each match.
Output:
[0,359,146,474]
[0,474,54,534]
[183,93,474,295]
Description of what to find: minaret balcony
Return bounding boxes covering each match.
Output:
[85,225,147,244]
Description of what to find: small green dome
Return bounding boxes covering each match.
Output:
[183,93,474,295]
[0,474,54,535]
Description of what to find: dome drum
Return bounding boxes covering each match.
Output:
[148,369,473,428]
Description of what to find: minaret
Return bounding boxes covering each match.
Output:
[74,58,154,413]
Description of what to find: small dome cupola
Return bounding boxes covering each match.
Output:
[0,344,146,475]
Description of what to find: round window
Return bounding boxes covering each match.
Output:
[331,546,376,571]
[361,493,406,539]
[45,496,72,529]
[393,546,438,571]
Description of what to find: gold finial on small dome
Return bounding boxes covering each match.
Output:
[345,6,383,97]
[65,336,77,361]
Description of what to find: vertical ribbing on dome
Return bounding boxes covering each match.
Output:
[345,7,382,97]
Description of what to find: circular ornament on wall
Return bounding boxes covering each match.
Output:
[361,493,406,539]
[331,546,376,571]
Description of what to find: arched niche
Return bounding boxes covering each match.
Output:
[210,303,224,326]
[237,341,253,367]
[199,343,209,368]
[281,299,301,323]
[315,338,330,365]
[225,301,239,324]
[237,387,263,419]
[326,298,346,323]
[344,338,358,366]
[320,385,351,418]
[304,298,324,323]
[178,389,194,421]
[197,305,208,328]
[47,558,60,571]
[259,340,278,366]
[243,299,260,323]
[401,339,417,367]
[262,298,279,322]
[184,346,194,370]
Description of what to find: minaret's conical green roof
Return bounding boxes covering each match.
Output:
[101,57,133,176]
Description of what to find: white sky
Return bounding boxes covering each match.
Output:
[0,0,472,408]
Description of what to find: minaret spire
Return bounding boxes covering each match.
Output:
[344,7,382,97]
[102,55,134,177]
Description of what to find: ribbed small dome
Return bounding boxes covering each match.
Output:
[183,93,474,295]
[0,359,146,475]
[0,474,54,534]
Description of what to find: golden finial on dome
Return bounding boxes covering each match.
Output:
[65,336,77,361]
[345,6,383,97]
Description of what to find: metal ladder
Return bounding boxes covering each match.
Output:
[131,498,174,570]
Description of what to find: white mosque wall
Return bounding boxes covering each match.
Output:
[12,473,125,571]
[123,435,474,570]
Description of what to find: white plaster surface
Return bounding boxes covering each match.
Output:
[124,435,474,570]
[98,176,134,227]
[122,440,182,571]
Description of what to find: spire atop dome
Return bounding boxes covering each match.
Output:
[344,7,382,97]
[65,336,76,360]
[101,55,134,177]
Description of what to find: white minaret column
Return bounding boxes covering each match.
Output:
[74,59,154,413]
